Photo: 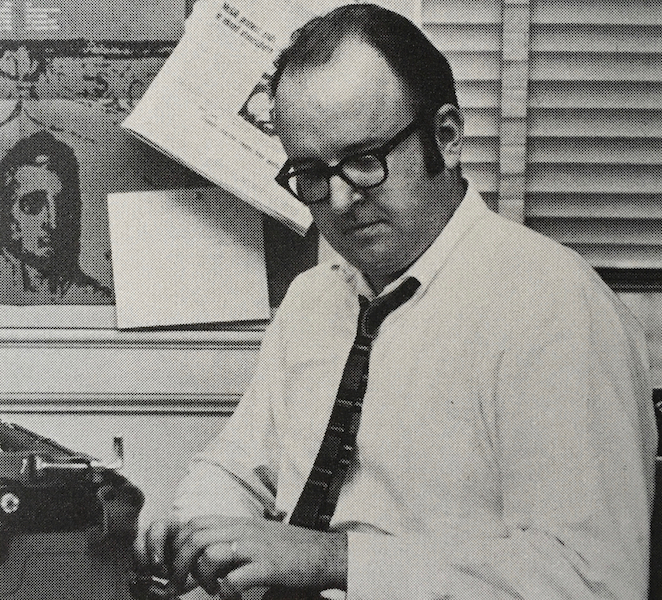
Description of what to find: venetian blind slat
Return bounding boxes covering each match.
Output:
[463,164,499,193]
[531,0,662,25]
[455,81,501,109]
[570,245,662,269]
[530,54,662,82]
[528,139,662,165]
[422,0,502,24]
[461,109,500,137]
[528,219,662,246]
[530,82,662,110]
[527,164,662,194]
[425,23,501,52]
[442,52,501,81]
[462,138,499,164]
[528,109,662,138]
[527,194,662,219]
[531,24,662,53]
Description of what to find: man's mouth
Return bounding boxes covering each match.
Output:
[345,220,388,236]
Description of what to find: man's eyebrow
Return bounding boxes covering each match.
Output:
[287,157,326,170]
[340,136,386,156]
[286,135,389,170]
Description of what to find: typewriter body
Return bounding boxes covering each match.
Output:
[0,420,143,599]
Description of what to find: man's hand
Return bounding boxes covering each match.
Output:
[135,515,348,598]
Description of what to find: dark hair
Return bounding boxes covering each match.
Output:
[0,130,82,276]
[271,3,459,175]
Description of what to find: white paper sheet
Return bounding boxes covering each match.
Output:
[108,187,270,329]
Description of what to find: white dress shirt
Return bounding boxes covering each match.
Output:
[174,184,657,600]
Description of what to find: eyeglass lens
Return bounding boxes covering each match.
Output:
[292,154,386,204]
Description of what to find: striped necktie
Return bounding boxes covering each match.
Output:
[289,276,421,530]
[262,277,420,600]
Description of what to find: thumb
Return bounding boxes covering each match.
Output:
[225,561,274,593]
[133,521,149,568]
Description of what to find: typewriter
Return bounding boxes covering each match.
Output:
[0,420,144,599]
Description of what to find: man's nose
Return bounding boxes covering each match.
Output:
[43,196,56,229]
[327,175,361,214]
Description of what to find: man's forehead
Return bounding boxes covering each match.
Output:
[13,163,62,196]
[280,40,407,102]
[274,39,412,144]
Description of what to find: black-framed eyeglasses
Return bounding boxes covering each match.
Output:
[275,117,423,206]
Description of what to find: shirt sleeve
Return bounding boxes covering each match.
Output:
[172,309,285,523]
[346,276,657,600]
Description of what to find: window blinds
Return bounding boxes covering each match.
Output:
[526,0,662,272]
[422,0,662,276]
[422,0,502,211]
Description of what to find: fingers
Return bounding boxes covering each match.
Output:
[194,541,242,595]
[137,517,246,595]
[216,577,242,600]
[140,519,181,577]
[225,560,275,592]
[169,527,237,589]
[133,524,149,567]
[194,542,270,599]
[171,514,237,559]
[137,516,342,596]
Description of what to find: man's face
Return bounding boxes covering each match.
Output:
[274,39,457,292]
[9,160,61,261]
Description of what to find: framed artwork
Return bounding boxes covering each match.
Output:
[0,0,183,327]
[0,0,317,330]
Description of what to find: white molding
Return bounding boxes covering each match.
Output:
[0,330,263,408]
[0,327,265,348]
[0,393,242,414]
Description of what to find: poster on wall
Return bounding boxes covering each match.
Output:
[0,0,185,327]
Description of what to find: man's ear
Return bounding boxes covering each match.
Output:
[433,104,463,171]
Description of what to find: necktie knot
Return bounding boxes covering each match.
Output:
[359,276,420,338]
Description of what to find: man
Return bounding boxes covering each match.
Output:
[138,5,657,599]
[0,130,113,304]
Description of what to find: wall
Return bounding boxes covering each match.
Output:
[0,329,261,525]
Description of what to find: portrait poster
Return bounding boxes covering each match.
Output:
[0,0,186,327]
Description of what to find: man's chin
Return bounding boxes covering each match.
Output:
[346,245,400,272]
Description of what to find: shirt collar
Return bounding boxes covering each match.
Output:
[332,180,490,300]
